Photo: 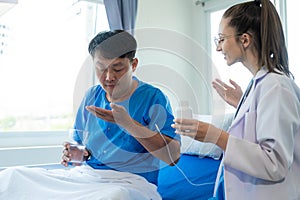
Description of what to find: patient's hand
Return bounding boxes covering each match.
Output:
[61,142,89,167]
[86,103,135,129]
[86,105,114,123]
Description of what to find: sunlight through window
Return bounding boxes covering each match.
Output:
[0,0,108,131]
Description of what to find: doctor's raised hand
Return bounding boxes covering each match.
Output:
[212,78,242,108]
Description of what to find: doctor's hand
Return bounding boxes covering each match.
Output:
[212,78,242,108]
[172,118,229,151]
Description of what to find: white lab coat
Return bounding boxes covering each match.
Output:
[216,67,300,200]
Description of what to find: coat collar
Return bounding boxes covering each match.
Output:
[252,66,268,88]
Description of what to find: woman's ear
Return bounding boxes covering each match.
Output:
[131,58,138,72]
[241,33,251,48]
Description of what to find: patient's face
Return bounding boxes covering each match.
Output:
[93,51,137,102]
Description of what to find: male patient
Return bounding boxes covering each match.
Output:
[0,30,180,200]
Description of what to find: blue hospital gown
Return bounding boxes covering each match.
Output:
[73,76,180,185]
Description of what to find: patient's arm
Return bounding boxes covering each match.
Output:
[86,104,181,166]
[125,122,181,166]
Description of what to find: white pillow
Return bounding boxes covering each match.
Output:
[180,113,234,160]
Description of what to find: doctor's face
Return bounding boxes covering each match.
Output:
[93,51,137,101]
[216,17,243,66]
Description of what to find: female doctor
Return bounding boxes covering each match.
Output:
[172,0,300,199]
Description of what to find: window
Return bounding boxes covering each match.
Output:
[0,0,109,131]
[286,1,299,86]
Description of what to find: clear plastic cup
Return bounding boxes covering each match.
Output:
[69,144,86,164]
[67,129,89,164]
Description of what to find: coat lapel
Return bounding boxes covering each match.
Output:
[229,67,268,130]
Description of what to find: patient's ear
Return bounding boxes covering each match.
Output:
[131,58,138,72]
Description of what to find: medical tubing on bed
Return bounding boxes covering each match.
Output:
[155,124,215,187]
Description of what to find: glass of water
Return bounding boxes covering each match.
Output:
[67,129,89,164]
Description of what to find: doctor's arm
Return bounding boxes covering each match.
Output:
[172,118,229,151]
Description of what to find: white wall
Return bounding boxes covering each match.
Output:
[134,0,214,115]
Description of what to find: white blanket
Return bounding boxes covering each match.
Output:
[0,165,161,200]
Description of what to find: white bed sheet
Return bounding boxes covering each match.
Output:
[0,165,161,200]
